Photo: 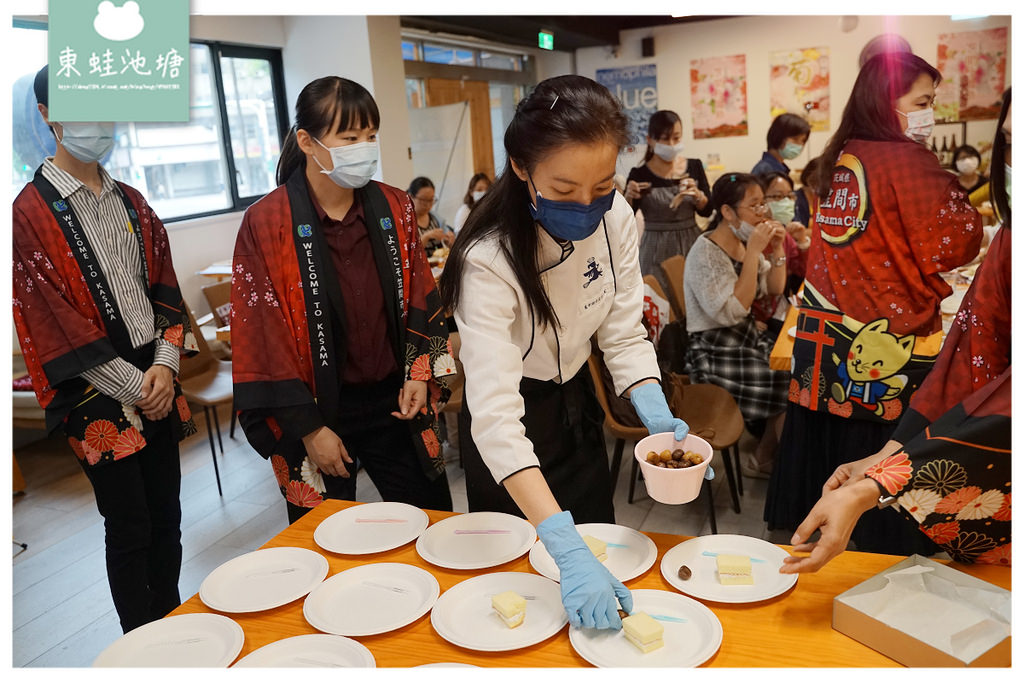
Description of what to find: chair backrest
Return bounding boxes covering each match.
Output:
[586,353,647,439]
[658,254,686,320]
[178,302,217,380]
[202,281,232,327]
[642,274,674,323]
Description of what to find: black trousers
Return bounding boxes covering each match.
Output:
[286,374,452,524]
[461,366,615,524]
[81,418,182,634]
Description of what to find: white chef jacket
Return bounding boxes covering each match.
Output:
[454,191,661,483]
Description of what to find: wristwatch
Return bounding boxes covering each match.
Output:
[772,255,787,267]
[869,477,898,509]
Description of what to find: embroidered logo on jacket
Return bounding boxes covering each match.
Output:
[582,257,603,288]
[53,199,69,212]
[297,224,313,237]
[380,217,394,231]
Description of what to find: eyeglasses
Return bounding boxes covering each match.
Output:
[412,195,436,205]
[764,192,797,202]
[736,201,769,214]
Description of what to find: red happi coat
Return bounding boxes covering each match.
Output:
[11,176,198,466]
[231,175,454,509]
[867,227,1011,565]
[790,139,982,423]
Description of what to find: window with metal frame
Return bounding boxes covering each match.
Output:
[10,23,288,223]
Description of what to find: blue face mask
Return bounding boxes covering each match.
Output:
[527,171,615,241]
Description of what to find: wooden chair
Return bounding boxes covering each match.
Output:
[440,331,464,468]
[588,352,721,534]
[658,254,687,321]
[201,281,232,328]
[179,304,235,496]
[632,275,745,514]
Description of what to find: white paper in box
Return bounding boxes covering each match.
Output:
[832,554,1010,666]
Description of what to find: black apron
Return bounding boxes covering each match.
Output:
[460,364,615,524]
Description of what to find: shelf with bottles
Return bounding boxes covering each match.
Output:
[927,121,968,170]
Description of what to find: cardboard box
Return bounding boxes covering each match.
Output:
[833,554,1011,667]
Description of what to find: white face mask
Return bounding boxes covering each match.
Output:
[730,220,756,243]
[57,122,116,163]
[313,138,378,188]
[471,190,486,202]
[653,141,685,162]
[895,107,935,143]
[955,157,980,174]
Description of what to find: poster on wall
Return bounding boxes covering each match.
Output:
[596,64,658,147]
[689,54,747,139]
[935,27,1008,121]
[769,47,829,132]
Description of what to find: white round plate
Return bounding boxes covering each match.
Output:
[93,613,244,667]
[415,512,536,570]
[314,501,430,555]
[660,534,798,603]
[430,572,566,651]
[569,589,722,667]
[303,562,439,636]
[787,325,798,339]
[199,546,329,613]
[529,523,657,583]
[232,634,375,668]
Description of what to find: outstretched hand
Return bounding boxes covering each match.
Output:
[780,477,880,574]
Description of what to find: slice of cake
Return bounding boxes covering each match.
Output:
[716,553,754,585]
[621,612,664,653]
[491,590,526,628]
[582,535,607,562]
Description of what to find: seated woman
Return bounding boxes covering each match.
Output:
[751,113,810,177]
[794,155,824,227]
[683,173,791,478]
[952,144,989,195]
[452,172,491,234]
[408,176,455,258]
[751,171,810,327]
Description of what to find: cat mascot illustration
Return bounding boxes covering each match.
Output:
[831,318,913,416]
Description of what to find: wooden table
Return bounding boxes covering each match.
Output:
[169,499,1010,667]
[769,304,800,371]
[197,258,233,279]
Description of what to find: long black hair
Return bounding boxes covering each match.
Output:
[706,172,761,231]
[990,87,1011,229]
[462,172,491,210]
[812,52,941,198]
[642,110,682,163]
[275,76,380,186]
[439,75,628,331]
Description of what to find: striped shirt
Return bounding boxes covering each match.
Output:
[41,158,180,405]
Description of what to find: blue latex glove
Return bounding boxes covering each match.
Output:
[630,382,715,481]
[536,511,632,630]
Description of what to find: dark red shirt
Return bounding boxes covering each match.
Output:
[311,194,398,384]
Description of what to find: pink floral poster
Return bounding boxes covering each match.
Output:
[689,54,747,138]
[935,27,1007,121]
[770,47,829,132]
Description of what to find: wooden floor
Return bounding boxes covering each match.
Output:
[12,404,781,667]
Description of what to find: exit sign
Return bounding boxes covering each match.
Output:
[538,31,554,50]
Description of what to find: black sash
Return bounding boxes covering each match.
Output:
[31,167,149,361]
[357,182,405,364]
[285,169,350,431]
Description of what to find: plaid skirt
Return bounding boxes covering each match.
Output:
[685,318,789,421]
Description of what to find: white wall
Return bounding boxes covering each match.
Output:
[189,15,286,46]
[165,211,244,318]
[575,14,1012,179]
[368,15,415,185]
